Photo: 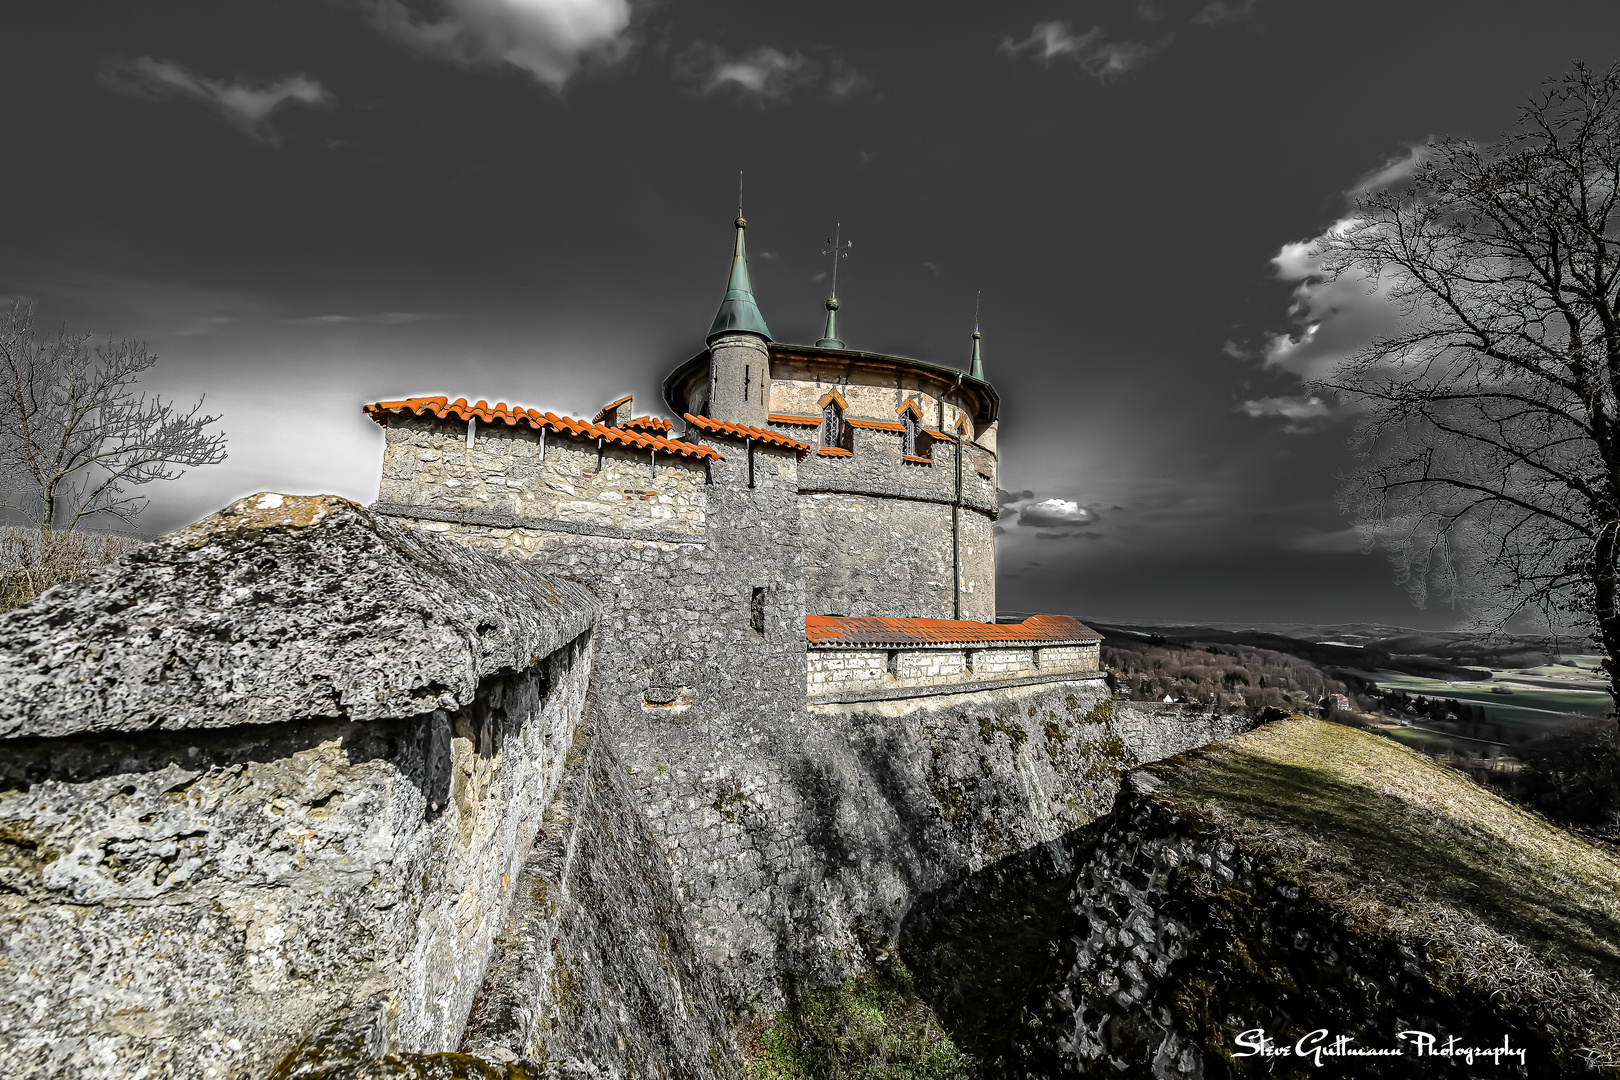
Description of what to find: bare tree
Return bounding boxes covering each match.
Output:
[1317,63,1620,744]
[0,300,227,535]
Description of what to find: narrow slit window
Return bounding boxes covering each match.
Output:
[750,587,766,634]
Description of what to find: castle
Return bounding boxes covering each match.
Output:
[360,210,1109,998]
[364,212,1104,716]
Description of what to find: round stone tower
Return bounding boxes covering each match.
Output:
[666,215,1001,622]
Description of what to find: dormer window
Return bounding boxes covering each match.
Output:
[817,388,852,453]
[822,399,842,447]
[897,398,930,464]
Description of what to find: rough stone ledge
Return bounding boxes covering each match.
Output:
[0,492,600,739]
[807,670,1107,704]
[371,500,709,546]
[798,481,999,517]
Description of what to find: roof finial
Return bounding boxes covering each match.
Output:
[707,179,771,342]
[816,223,850,349]
[969,291,985,381]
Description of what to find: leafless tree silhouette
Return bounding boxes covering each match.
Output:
[0,300,226,536]
[1319,63,1620,746]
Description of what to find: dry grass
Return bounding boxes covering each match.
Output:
[0,525,141,613]
[1150,717,1620,1067]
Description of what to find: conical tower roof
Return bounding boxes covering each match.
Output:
[969,325,984,381]
[707,216,772,343]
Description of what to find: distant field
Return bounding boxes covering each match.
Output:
[1360,665,1610,720]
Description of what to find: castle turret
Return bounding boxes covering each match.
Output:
[705,214,771,427]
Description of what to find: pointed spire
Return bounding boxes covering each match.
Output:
[816,222,848,349]
[707,183,771,343]
[816,296,844,349]
[969,292,985,381]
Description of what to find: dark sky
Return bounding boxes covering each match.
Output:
[4,1,1616,626]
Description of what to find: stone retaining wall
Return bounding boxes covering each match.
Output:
[807,642,1101,696]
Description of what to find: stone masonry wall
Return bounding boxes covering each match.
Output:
[379,413,708,537]
[800,492,995,621]
[399,421,813,1011]
[768,363,976,441]
[0,495,600,1080]
[459,723,741,1077]
[806,643,1101,697]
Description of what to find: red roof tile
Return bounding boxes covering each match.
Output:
[769,413,822,427]
[848,418,905,432]
[622,415,673,433]
[901,455,932,465]
[815,446,853,457]
[806,614,1102,647]
[363,397,723,461]
[682,413,811,456]
[922,429,958,442]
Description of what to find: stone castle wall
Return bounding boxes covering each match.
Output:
[807,643,1101,699]
[0,496,603,1080]
[767,356,978,438]
[378,412,709,538]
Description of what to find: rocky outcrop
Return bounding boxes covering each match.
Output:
[0,496,600,1080]
[1020,719,1620,1078]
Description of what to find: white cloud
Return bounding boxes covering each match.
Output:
[1235,394,1348,434]
[1017,498,1099,527]
[1348,142,1429,197]
[999,21,1163,81]
[1250,218,1405,381]
[676,43,864,103]
[102,57,332,142]
[368,0,633,90]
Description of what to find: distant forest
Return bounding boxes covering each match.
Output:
[1102,639,1351,714]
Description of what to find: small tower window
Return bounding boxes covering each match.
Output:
[821,399,843,448]
[901,413,919,457]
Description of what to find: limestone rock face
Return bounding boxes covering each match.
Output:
[0,493,598,739]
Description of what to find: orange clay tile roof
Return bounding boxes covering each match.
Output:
[901,455,932,465]
[806,614,1103,647]
[897,399,924,418]
[848,418,906,432]
[592,395,634,425]
[819,388,849,410]
[816,446,853,457]
[363,397,722,461]
[769,413,822,426]
[682,413,811,456]
[622,415,673,433]
[922,429,958,442]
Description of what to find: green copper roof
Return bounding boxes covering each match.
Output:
[707,216,772,342]
[815,295,844,349]
[969,327,984,381]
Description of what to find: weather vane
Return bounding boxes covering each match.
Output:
[822,223,851,298]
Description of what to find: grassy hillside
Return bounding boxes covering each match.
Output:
[1146,718,1620,1068]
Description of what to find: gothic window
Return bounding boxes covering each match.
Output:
[901,412,919,457]
[821,400,843,447]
